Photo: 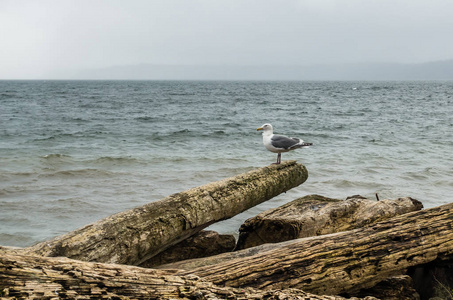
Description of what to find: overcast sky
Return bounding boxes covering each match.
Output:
[1,0,453,79]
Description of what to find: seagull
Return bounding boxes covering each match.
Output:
[257,123,312,164]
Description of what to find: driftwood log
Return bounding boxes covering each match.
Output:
[24,161,308,265]
[176,201,453,296]
[0,250,373,300]
[236,194,423,249]
[139,230,236,268]
[3,159,452,299]
[158,195,423,270]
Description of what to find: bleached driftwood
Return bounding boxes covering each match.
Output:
[24,161,308,265]
[236,194,423,249]
[176,202,453,296]
[158,195,423,270]
[0,250,372,300]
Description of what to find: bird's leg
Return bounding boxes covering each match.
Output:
[272,153,281,165]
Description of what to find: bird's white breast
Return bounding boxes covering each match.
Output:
[263,133,287,153]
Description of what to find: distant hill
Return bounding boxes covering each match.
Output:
[72,60,453,80]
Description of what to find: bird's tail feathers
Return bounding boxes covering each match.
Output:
[299,142,313,147]
[289,141,313,149]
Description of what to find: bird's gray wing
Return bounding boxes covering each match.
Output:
[271,135,300,149]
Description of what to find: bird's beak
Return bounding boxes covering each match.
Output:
[256,127,263,131]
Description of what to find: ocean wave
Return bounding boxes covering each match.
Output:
[38,168,117,178]
[212,130,227,135]
[30,131,107,143]
[172,129,191,135]
[400,171,429,181]
[367,85,396,91]
[40,154,75,167]
[95,156,138,162]
[46,197,100,210]
[135,116,157,122]
[0,233,34,247]
[320,178,386,189]
[167,92,196,96]
[0,92,16,100]
[61,116,90,123]
[0,188,10,196]
[0,171,39,182]
[32,136,57,141]
[41,153,73,159]
[152,129,198,139]
[303,132,335,139]
[91,156,140,167]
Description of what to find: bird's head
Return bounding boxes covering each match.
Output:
[257,123,273,133]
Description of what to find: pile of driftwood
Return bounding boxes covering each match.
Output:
[1,161,453,299]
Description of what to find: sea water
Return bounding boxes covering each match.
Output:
[1,80,452,247]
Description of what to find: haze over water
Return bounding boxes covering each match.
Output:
[1,80,452,247]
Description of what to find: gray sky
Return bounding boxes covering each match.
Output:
[1,0,453,79]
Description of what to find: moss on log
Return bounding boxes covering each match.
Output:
[0,250,373,300]
[178,202,453,296]
[24,161,308,265]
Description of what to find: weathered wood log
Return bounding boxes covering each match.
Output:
[139,230,235,268]
[236,195,423,250]
[0,250,374,300]
[157,238,297,270]
[159,195,423,270]
[23,161,308,265]
[177,202,453,296]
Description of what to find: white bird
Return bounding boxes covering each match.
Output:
[257,123,312,164]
